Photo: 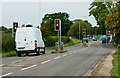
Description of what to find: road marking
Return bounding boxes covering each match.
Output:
[62,54,68,57]
[21,65,36,71]
[28,57,35,59]
[54,56,61,60]
[0,64,5,67]
[11,60,23,63]
[69,52,73,54]
[0,73,12,77]
[41,60,51,64]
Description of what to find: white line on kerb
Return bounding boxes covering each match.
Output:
[0,64,5,67]
[41,60,51,64]
[0,73,12,77]
[54,56,61,60]
[28,57,35,59]
[11,60,23,63]
[69,52,73,54]
[62,54,68,57]
[21,65,36,71]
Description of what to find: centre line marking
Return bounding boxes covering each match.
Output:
[0,73,12,77]
[70,52,73,54]
[28,57,35,59]
[21,65,36,71]
[11,60,23,63]
[41,60,51,64]
[0,64,5,67]
[54,56,61,60]
[62,54,68,57]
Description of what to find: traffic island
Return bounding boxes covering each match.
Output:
[51,50,68,54]
[51,42,68,53]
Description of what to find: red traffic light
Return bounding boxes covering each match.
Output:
[56,20,59,23]
[108,31,110,33]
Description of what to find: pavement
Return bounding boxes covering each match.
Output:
[0,41,116,77]
[92,51,115,76]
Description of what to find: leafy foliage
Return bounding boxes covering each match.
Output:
[40,12,73,37]
[68,19,94,39]
[89,1,113,34]
[45,36,71,47]
[2,33,15,52]
[105,1,120,45]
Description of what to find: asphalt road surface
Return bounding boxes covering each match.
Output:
[0,41,116,77]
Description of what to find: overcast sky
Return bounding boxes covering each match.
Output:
[0,0,97,28]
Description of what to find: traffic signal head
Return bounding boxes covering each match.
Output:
[82,29,86,35]
[107,31,110,36]
[13,22,18,32]
[54,19,61,31]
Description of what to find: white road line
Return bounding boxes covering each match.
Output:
[41,60,51,64]
[62,54,68,57]
[69,52,73,54]
[21,65,36,71]
[54,56,61,60]
[0,64,5,67]
[28,57,35,59]
[0,73,12,77]
[11,60,23,63]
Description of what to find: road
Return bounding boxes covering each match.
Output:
[0,41,116,77]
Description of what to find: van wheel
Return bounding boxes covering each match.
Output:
[18,53,21,57]
[42,47,45,54]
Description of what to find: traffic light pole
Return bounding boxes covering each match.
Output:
[106,29,107,45]
[60,21,62,51]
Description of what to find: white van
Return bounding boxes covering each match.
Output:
[15,27,45,57]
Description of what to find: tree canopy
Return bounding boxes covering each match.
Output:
[89,1,113,34]
[40,12,73,37]
[68,19,94,39]
[105,1,120,45]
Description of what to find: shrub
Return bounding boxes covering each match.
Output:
[45,36,71,47]
[2,33,15,53]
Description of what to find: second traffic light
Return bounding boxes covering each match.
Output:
[54,19,61,31]
[13,22,18,32]
[82,29,86,35]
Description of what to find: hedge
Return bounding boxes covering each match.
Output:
[45,36,71,47]
[2,33,15,53]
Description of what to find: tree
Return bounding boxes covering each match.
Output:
[68,19,93,39]
[40,12,73,37]
[21,24,25,27]
[105,1,120,46]
[89,1,113,34]
[0,26,7,31]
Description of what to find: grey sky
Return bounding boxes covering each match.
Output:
[1,1,97,28]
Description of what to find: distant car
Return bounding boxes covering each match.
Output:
[93,38,97,41]
[102,37,110,44]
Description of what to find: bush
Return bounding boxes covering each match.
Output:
[45,36,71,47]
[2,33,15,53]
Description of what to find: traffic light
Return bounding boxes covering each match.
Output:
[13,22,18,32]
[82,29,86,35]
[107,31,110,36]
[54,19,61,31]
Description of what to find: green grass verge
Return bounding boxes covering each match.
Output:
[111,50,120,77]
[46,39,82,50]
[1,39,82,57]
[0,51,17,57]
